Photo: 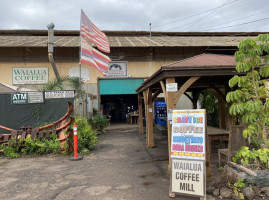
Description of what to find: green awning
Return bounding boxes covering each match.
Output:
[100,79,144,95]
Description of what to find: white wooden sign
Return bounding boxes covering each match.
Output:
[45,91,75,99]
[166,83,178,92]
[171,159,205,197]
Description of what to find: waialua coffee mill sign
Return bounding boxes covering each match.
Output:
[12,67,49,85]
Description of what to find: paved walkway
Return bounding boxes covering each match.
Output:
[0,123,211,200]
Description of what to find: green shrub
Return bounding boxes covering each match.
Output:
[88,113,109,133]
[72,116,98,154]
[0,134,61,158]
[233,146,269,169]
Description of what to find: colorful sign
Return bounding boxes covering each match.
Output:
[11,93,28,104]
[171,110,206,160]
[12,67,49,85]
[171,159,205,197]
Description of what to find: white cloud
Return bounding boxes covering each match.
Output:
[0,0,268,32]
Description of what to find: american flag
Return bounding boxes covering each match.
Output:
[81,37,111,75]
[80,10,110,53]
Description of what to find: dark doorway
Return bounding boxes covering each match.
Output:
[101,94,138,123]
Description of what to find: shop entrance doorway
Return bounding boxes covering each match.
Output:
[101,94,138,123]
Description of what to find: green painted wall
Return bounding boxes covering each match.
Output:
[100,79,144,95]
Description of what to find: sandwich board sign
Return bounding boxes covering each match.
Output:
[170,109,206,198]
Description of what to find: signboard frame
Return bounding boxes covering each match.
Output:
[170,109,206,198]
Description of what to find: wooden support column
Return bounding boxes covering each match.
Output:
[138,93,144,134]
[165,78,176,173]
[146,88,155,147]
[143,89,148,143]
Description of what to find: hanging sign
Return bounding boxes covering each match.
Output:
[170,109,206,198]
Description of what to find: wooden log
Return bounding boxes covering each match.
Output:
[228,161,257,177]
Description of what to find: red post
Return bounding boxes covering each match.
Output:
[69,122,83,161]
[73,122,78,158]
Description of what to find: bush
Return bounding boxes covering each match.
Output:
[72,116,98,154]
[88,113,109,133]
[0,134,61,158]
[233,146,269,170]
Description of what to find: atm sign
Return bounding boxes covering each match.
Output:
[11,93,28,104]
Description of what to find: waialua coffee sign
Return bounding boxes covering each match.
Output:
[12,67,49,85]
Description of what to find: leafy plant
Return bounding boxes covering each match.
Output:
[72,116,98,154]
[88,113,109,133]
[233,146,269,169]
[228,179,245,199]
[0,134,61,158]
[199,90,219,127]
[226,34,269,140]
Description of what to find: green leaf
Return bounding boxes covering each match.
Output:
[229,75,239,88]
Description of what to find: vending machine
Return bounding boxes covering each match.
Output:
[154,100,167,126]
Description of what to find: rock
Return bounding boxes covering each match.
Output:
[206,194,216,200]
[242,187,255,200]
[237,172,248,180]
[220,187,232,198]
[215,176,222,185]
[231,190,245,200]
[209,180,217,187]
[266,190,269,197]
[213,188,220,197]
[252,186,260,196]
[207,186,215,194]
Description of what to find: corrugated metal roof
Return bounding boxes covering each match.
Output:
[0,35,252,48]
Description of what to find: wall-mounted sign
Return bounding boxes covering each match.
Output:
[106,61,127,77]
[166,83,178,92]
[171,159,205,197]
[12,67,49,85]
[27,92,44,103]
[45,91,75,99]
[11,93,28,104]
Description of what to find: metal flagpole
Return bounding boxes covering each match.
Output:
[79,10,83,116]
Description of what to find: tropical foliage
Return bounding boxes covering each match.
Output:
[226,34,269,139]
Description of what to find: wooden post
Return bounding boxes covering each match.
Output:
[143,89,148,143]
[165,77,176,173]
[138,93,144,134]
[146,88,155,147]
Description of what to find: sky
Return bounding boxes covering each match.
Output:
[0,0,269,32]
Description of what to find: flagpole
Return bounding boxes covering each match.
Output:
[79,9,83,116]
